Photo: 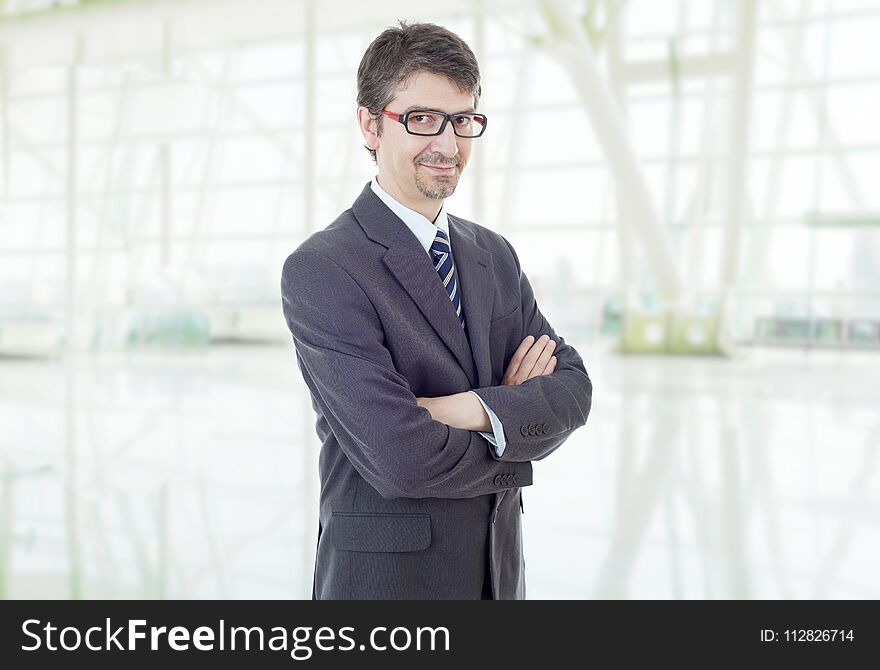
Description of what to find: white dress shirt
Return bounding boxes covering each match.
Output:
[370,177,508,457]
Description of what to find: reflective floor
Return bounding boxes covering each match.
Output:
[1,341,878,599]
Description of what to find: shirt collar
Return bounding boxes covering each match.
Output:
[370,176,450,254]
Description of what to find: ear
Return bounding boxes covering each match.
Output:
[357,107,379,150]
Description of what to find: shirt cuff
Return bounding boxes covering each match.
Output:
[469,390,507,458]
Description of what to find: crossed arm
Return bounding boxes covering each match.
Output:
[282,248,535,500]
[416,334,560,431]
[282,240,591,499]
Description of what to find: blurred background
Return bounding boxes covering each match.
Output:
[0,0,878,599]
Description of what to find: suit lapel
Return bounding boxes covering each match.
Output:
[352,183,479,387]
[448,215,495,390]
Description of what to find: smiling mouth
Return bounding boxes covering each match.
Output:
[421,164,456,173]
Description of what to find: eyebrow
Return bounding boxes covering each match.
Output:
[403,105,477,114]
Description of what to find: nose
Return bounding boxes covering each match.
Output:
[430,119,459,158]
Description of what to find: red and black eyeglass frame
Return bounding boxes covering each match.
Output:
[377,108,488,137]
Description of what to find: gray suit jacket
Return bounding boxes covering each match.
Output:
[281,183,592,599]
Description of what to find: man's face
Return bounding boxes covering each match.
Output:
[359,71,476,218]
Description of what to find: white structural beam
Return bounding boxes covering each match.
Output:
[682,0,726,304]
[537,0,684,302]
[0,44,8,197]
[64,31,83,599]
[300,0,319,601]
[304,0,316,235]
[717,0,757,351]
[606,0,639,311]
[497,11,534,239]
[472,0,486,224]
[160,17,172,268]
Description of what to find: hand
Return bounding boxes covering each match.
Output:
[415,393,491,432]
[501,334,557,386]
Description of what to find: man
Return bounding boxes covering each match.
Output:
[281,21,592,600]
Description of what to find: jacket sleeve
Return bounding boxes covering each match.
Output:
[281,248,533,500]
[470,236,593,462]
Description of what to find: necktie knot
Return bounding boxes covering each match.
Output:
[430,228,451,256]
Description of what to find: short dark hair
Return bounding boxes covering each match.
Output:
[356,20,482,163]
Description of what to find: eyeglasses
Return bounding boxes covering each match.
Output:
[378,108,488,138]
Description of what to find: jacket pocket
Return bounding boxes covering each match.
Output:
[330,512,431,553]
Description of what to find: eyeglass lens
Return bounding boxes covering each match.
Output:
[406,112,485,137]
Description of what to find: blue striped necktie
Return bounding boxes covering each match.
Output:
[430,228,466,330]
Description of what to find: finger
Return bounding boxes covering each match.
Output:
[517,334,551,381]
[515,334,551,383]
[539,355,557,376]
[529,339,556,378]
[502,336,534,384]
[502,335,534,384]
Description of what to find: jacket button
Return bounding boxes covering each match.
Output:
[535,424,544,435]
[505,474,514,485]
[513,473,520,485]
[520,425,529,436]
[493,475,502,486]
[528,424,536,435]
[542,423,549,433]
